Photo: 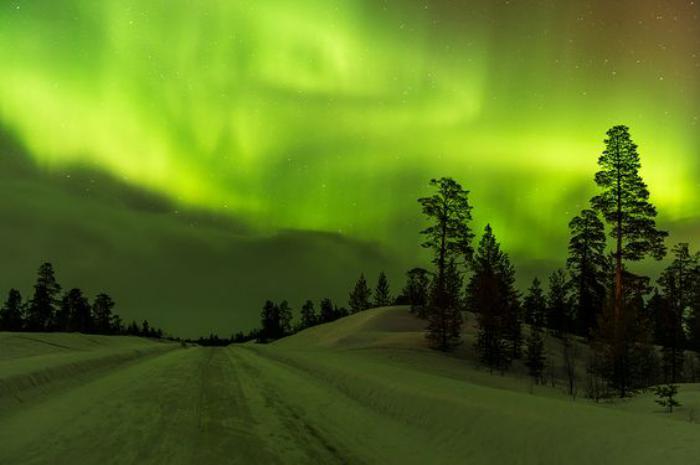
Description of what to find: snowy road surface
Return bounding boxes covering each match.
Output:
[0,347,356,465]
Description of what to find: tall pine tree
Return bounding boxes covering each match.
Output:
[26,263,61,331]
[373,272,392,307]
[0,289,24,331]
[418,177,474,351]
[566,209,607,337]
[591,125,667,322]
[468,225,518,370]
[349,274,372,313]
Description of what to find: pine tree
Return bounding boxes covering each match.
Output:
[426,258,463,351]
[525,325,546,383]
[299,300,317,329]
[93,293,116,334]
[419,178,474,351]
[61,289,92,333]
[654,384,681,413]
[523,278,547,327]
[546,269,570,336]
[142,320,152,337]
[319,298,336,323]
[348,274,372,313]
[658,244,695,382]
[373,272,392,307]
[591,125,667,323]
[278,300,293,337]
[26,262,62,331]
[401,267,430,315]
[0,289,24,331]
[566,209,607,337]
[468,225,517,370]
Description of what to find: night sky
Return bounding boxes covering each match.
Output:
[0,1,698,336]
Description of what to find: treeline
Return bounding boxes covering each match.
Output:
[0,262,164,338]
[254,271,421,343]
[408,125,700,399]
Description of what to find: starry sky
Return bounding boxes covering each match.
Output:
[0,0,698,336]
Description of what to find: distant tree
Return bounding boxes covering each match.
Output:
[142,320,152,337]
[546,269,570,336]
[468,225,517,370]
[373,272,392,307]
[319,298,336,324]
[348,274,372,313]
[657,244,695,382]
[426,258,463,351]
[26,262,62,331]
[654,384,681,413]
[0,289,24,331]
[61,288,92,333]
[401,268,430,315]
[259,300,291,342]
[566,209,607,337]
[591,125,667,323]
[278,300,293,337]
[523,278,547,327]
[419,178,474,351]
[93,293,116,334]
[525,325,546,384]
[299,300,317,330]
[687,269,700,352]
[562,334,578,398]
[126,320,140,336]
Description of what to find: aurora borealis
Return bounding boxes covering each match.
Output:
[0,1,698,335]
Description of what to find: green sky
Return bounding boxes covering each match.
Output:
[0,0,698,335]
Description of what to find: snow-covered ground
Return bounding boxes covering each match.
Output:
[1,308,699,464]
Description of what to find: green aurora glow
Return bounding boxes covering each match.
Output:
[0,1,698,334]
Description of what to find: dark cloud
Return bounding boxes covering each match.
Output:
[0,132,407,337]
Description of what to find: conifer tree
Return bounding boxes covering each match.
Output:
[61,289,92,333]
[401,267,430,314]
[658,244,695,382]
[348,274,372,313]
[93,293,116,334]
[591,125,667,322]
[525,325,546,384]
[426,258,464,351]
[319,298,336,323]
[468,225,517,370]
[523,278,547,327]
[278,300,293,337]
[299,300,317,330]
[546,269,570,336]
[373,272,392,307]
[26,262,61,331]
[566,209,607,337]
[0,289,24,331]
[419,178,474,350]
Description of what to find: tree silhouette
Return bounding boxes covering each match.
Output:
[525,325,546,384]
[468,225,518,370]
[401,267,430,315]
[319,297,336,323]
[373,272,392,307]
[658,244,695,382]
[419,177,473,351]
[93,293,116,334]
[299,300,317,330]
[348,274,372,313]
[591,125,667,322]
[523,278,546,327]
[567,209,607,337]
[0,289,24,331]
[61,288,92,333]
[26,262,62,331]
[426,258,463,351]
[546,269,571,336]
